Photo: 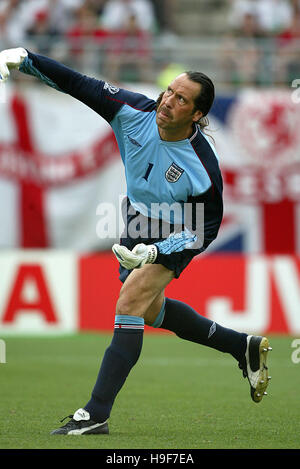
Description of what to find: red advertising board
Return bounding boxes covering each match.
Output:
[79,253,300,335]
[1,252,300,335]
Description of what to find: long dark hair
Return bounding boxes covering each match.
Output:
[185,71,215,133]
[156,71,215,135]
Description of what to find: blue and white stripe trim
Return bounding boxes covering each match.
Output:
[114,315,144,330]
[151,299,166,328]
[154,229,197,255]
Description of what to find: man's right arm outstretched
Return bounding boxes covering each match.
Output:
[0,47,108,116]
[0,47,156,125]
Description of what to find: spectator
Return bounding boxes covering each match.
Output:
[103,11,153,82]
[101,0,155,32]
[222,10,264,86]
[276,13,300,83]
[26,0,86,54]
[228,0,293,36]
[0,0,85,47]
[256,0,293,34]
[26,8,52,54]
[83,0,108,16]
[291,0,300,14]
[100,0,155,83]
[66,3,109,71]
[46,0,85,37]
[0,0,49,46]
[149,0,176,35]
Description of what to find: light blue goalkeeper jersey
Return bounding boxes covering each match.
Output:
[19,51,223,260]
[111,103,213,223]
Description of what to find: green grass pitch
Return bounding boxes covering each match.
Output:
[0,333,299,449]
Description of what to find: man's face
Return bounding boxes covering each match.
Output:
[156,73,203,140]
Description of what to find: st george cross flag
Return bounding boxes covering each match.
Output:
[207,88,300,255]
[0,83,123,250]
[0,84,299,254]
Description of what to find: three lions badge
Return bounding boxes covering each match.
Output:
[165,162,184,183]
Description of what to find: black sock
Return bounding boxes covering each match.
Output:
[85,315,144,423]
[160,298,247,362]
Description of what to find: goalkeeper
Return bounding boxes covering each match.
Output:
[0,48,271,435]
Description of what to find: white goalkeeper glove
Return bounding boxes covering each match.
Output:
[0,47,28,82]
[112,243,157,270]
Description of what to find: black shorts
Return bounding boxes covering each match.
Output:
[118,197,202,283]
[118,248,199,283]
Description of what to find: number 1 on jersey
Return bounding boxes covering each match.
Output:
[143,163,154,181]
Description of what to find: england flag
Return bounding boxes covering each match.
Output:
[207,88,300,255]
[0,83,299,254]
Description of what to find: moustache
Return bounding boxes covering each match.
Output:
[159,106,172,118]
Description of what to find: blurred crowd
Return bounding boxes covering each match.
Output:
[0,0,174,82]
[0,0,299,86]
[223,0,300,85]
[0,0,173,42]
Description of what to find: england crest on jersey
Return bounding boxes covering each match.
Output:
[165,162,184,183]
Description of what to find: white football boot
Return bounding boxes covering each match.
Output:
[239,335,272,403]
[50,408,109,435]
